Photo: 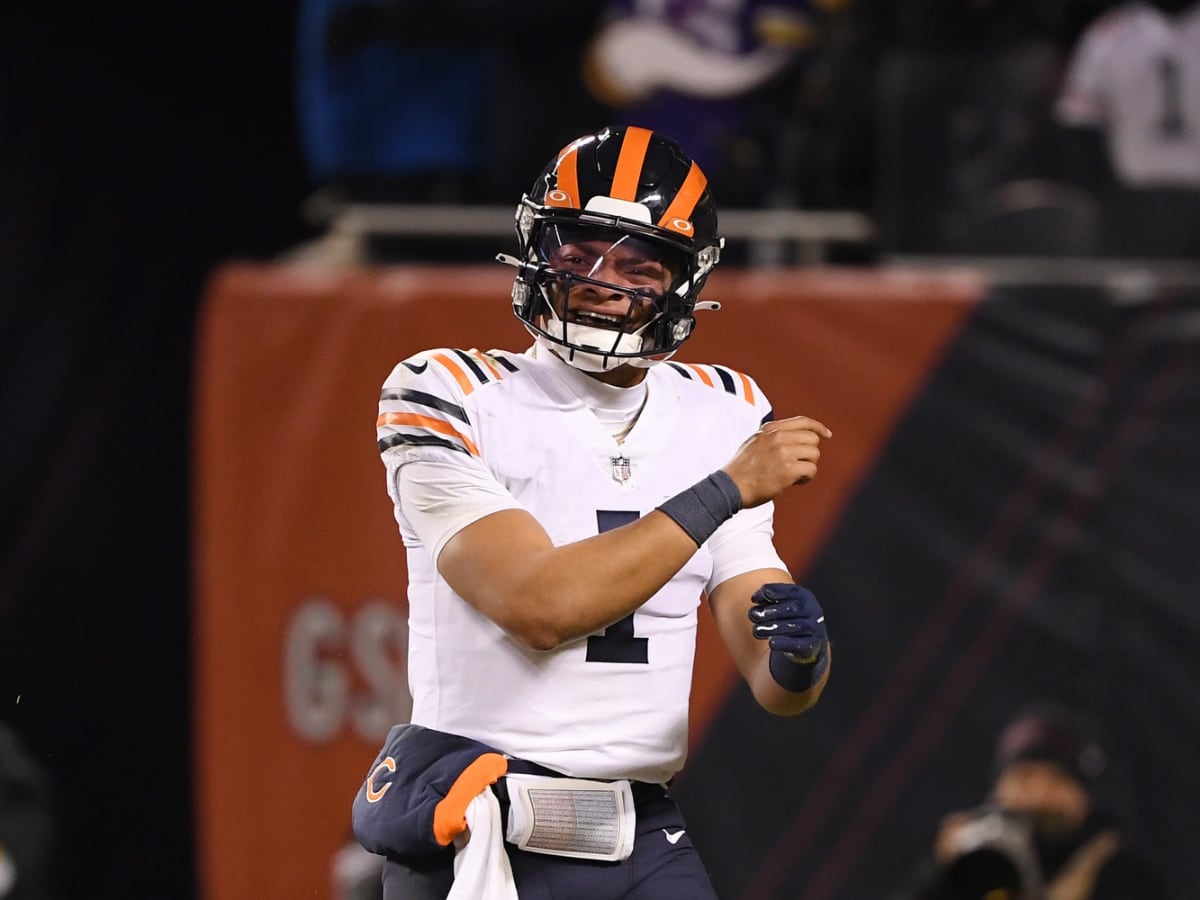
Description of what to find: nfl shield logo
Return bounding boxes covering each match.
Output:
[610,455,632,484]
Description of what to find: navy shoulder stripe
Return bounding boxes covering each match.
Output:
[451,348,488,383]
[378,433,471,455]
[712,365,737,395]
[490,353,520,373]
[381,388,470,424]
[667,362,691,379]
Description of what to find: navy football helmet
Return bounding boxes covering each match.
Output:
[498,126,723,371]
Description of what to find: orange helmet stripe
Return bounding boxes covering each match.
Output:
[548,143,581,208]
[610,126,653,201]
[658,162,707,235]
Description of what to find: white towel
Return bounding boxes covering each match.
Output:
[448,789,519,900]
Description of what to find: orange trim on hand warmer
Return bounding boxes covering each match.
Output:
[432,753,509,846]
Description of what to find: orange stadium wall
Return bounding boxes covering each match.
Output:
[191,261,982,900]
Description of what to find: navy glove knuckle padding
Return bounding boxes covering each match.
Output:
[752,582,812,604]
[749,584,827,656]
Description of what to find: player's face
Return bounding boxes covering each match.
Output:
[541,234,679,331]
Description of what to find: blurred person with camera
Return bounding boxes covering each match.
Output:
[0,721,54,900]
[895,704,1163,900]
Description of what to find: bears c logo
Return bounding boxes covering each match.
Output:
[366,756,397,803]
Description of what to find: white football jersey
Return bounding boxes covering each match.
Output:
[377,344,787,784]
[1056,3,1200,186]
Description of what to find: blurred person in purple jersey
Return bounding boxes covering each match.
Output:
[581,0,833,209]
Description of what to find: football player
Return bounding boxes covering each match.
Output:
[366,125,832,899]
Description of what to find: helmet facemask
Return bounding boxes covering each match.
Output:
[500,126,723,372]
[526,220,695,371]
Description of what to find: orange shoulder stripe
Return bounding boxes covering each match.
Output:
[376,412,480,456]
[735,369,756,405]
[431,352,476,395]
[469,349,504,380]
[684,363,714,388]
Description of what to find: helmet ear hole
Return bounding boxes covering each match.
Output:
[515,200,536,248]
[671,318,694,342]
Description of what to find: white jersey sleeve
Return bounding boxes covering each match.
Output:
[706,501,788,591]
[377,348,524,559]
[695,368,789,591]
[1055,11,1117,128]
[395,457,524,562]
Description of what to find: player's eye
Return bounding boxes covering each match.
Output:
[552,249,597,272]
[624,264,667,283]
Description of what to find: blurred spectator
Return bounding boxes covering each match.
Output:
[297,0,496,204]
[1053,0,1200,257]
[0,721,54,900]
[775,3,876,214]
[332,835,383,900]
[894,704,1163,900]
[856,1,1073,253]
[580,0,834,209]
[295,0,607,260]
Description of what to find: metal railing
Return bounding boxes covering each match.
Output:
[300,194,878,265]
[293,195,1200,291]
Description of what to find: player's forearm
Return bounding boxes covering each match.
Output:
[439,508,701,651]
[712,574,831,717]
[748,644,830,716]
[441,470,749,650]
[494,510,702,649]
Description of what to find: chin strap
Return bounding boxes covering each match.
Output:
[542,307,647,361]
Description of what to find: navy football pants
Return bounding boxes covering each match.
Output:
[380,788,720,900]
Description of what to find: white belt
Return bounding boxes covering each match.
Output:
[503,773,637,862]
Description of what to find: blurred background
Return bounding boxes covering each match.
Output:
[2,1,1198,898]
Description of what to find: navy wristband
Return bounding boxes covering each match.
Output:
[657,471,744,547]
[769,646,830,693]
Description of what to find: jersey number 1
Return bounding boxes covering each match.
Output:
[586,510,649,664]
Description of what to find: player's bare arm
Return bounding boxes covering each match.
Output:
[437,506,698,651]
[708,569,830,717]
[437,413,832,651]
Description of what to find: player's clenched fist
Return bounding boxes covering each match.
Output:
[721,416,831,508]
[748,583,827,664]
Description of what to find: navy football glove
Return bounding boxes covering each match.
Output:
[748,583,827,664]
